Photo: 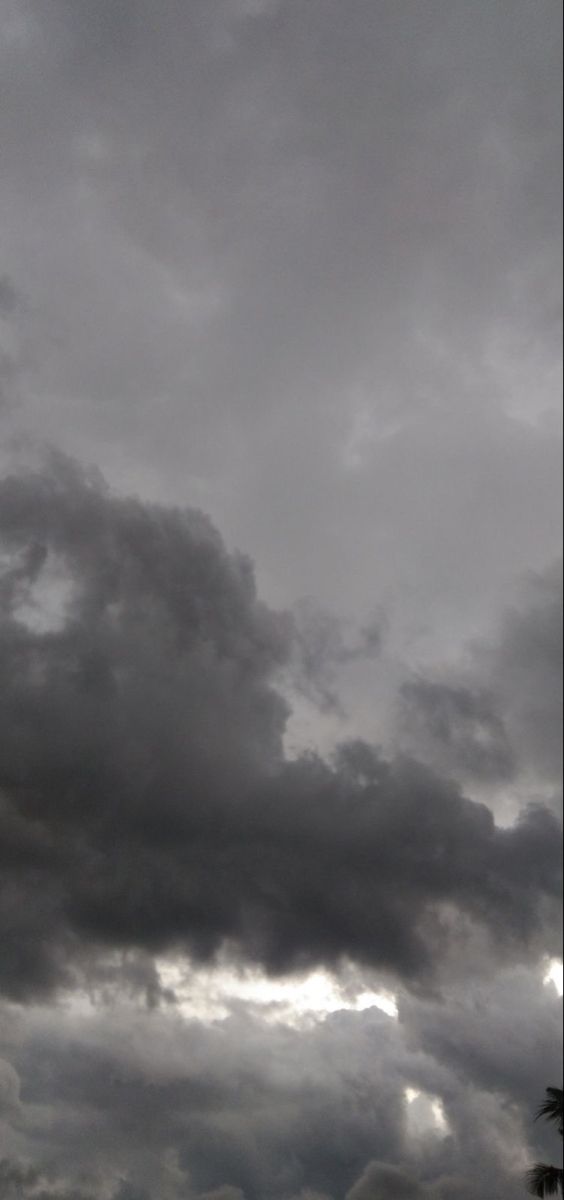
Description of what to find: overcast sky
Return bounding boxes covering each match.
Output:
[0,2,562,1197]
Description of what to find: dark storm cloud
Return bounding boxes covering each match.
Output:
[0,3,560,1197]
[0,457,561,1002]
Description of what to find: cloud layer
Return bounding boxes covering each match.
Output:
[0,962,560,1197]
[0,458,561,1007]
[0,1,561,1195]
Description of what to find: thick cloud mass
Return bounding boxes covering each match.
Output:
[0,965,560,1198]
[0,0,561,1194]
[0,459,561,1004]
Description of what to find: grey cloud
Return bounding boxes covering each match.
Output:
[199,1190,245,1200]
[346,1162,422,1199]
[0,277,22,412]
[0,448,557,1197]
[399,968,563,1138]
[0,1160,39,1199]
[0,0,560,636]
[0,279,20,320]
[398,562,563,788]
[0,4,560,1198]
[0,457,561,1003]
[0,1159,140,1200]
[83,951,176,1010]
[0,980,543,1199]
[0,354,16,411]
[427,1185,474,1200]
[287,1193,331,1200]
[489,563,563,783]
[0,1155,243,1200]
[398,680,515,784]
[0,1002,406,1196]
[0,1060,20,1120]
[288,600,384,715]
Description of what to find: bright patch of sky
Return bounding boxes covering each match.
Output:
[156,960,399,1027]
[404,1087,450,1137]
[9,552,76,634]
[544,958,564,997]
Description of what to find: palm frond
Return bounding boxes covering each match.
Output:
[526,1163,564,1197]
[536,1088,564,1136]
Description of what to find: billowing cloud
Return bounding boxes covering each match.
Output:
[0,1,561,1195]
[0,457,561,1004]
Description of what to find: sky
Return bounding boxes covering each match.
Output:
[0,1,562,1197]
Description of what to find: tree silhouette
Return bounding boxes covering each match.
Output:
[526,1087,563,1197]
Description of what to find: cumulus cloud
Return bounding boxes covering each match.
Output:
[0,3,561,1193]
[0,454,559,1195]
[0,457,560,1004]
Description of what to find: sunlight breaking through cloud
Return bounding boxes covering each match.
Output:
[9,552,76,634]
[544,958,564,996]
[157,960,398,1026]
[404,1087,450,1138]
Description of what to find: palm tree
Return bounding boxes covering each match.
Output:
[526,1087,563,1197]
